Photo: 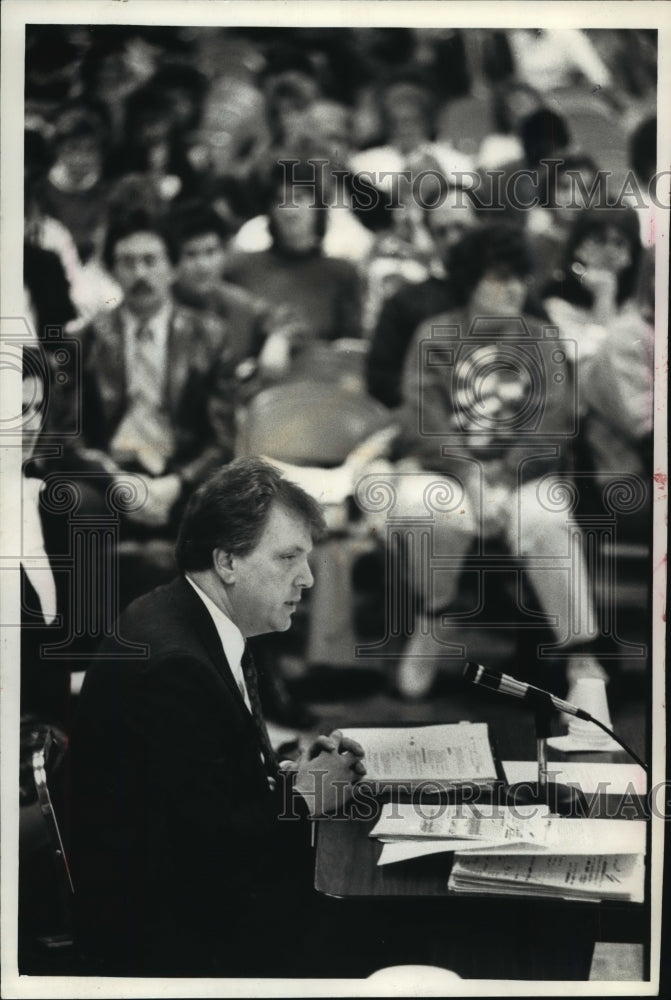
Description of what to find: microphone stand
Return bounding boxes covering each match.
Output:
[504,687,587,817]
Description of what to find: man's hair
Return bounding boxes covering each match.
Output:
[168,201,235,256]
[629,115,656,186]
[103,208,179,269]
[448,224,533,307]
[124,84,176,132]
[520,108,570,166]
[175,457,327,573]
[265,158,327,249]
[51,101,109,147]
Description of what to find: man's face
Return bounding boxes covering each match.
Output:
[224,503,315,638]
[56,134,102,183]
[112,231,175,318]
[177,232,226,293]
[427,199,477,262]
[270,188,320,255]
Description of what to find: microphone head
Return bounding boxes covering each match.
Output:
[463,662,483,684]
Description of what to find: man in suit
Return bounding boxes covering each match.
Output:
[70,457,366,977]
[56,209,236,533]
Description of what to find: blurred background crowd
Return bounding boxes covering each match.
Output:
[20,24,657,734]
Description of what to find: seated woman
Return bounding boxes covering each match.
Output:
[359,224,605,698]
[20,347,68,726]
[541,205,643,377]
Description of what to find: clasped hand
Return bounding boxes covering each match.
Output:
[289,729,366,816]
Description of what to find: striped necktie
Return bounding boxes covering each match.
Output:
[109,318,173,475]
[241,645,278,782]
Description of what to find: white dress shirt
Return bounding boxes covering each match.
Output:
[185,575,251,712]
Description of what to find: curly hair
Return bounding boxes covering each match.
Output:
[447,224,533,307]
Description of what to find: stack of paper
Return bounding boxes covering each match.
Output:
[370,801,552,865]
[447,852,645,903]
[369,801,646,903]
[340,723,499,790]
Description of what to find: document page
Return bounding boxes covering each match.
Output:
[370,801,545,843]
[448,852,645,903]
[341,723,497,784]
[470,818,646,856]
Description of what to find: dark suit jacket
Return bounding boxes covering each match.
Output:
[172,279,268,365]
[70,577,312,977]
[61,304,237,488]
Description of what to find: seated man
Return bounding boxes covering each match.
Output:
[70,458,366,977]
[53,209,237,536]
[362,225,605,698]
[170,200,268,366]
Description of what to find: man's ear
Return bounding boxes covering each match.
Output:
[213,547,236,585]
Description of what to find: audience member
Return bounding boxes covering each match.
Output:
[506,28,612,94]
[542,205,643,370]
[105,84,201,203]
[170,201,267,365]
[25,128,121,321]
[53,209,237,537]
[362,225,606,698]
[226,161,363,381]
[349,76,474,200]
[20,347,69,727]
[542,205,649,481]
[35,104,112,264]
[23,241,77,344]
[524,154,600,290]
[477,80,544,169]
[78,29,157,143]
[366,187,479,408]
[147,62,209,136]
[231,154,376,264]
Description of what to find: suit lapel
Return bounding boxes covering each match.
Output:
[93,310,127,427]
[165,309,192,416]
[172,577,252,717]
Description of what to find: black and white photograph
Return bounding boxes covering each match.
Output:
[1,1,668,996]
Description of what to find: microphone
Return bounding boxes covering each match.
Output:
[464,661,648,774]
[463,662,591,720]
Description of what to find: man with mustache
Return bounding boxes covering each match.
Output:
[56,209,236,538]
[70,457,366,977]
